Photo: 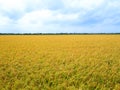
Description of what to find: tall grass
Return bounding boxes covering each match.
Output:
[0,35,120,90]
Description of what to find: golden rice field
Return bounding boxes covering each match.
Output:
[0,35,120,90]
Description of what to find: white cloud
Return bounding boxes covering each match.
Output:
[17,9,79,24]
[0,15,12,25]
[107,0,120,8]
[0,0,120,33]
[0,0,25,12]
[55,13,79,21]
[16,9,80,32]
[17,10,52,25]
[62,0,104,11]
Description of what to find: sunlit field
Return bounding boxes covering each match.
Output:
[0,35,120,90]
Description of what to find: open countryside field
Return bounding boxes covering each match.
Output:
[0,35,120,90]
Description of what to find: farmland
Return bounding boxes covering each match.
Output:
[0,35,120,90]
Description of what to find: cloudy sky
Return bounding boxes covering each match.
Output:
[0,0,120,33]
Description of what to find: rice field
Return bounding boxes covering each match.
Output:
[0,35,120,90]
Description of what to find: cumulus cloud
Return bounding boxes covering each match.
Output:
[0,0,25,11]
[62,0,104,11]
[0,15,12,25]
[0,0,120,33]
[17,10,79,24]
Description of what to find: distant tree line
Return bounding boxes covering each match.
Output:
[0,33,120,35]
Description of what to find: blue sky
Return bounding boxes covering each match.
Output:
[0,0,120,33]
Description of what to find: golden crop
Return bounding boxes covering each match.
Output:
[0,35,120,90]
